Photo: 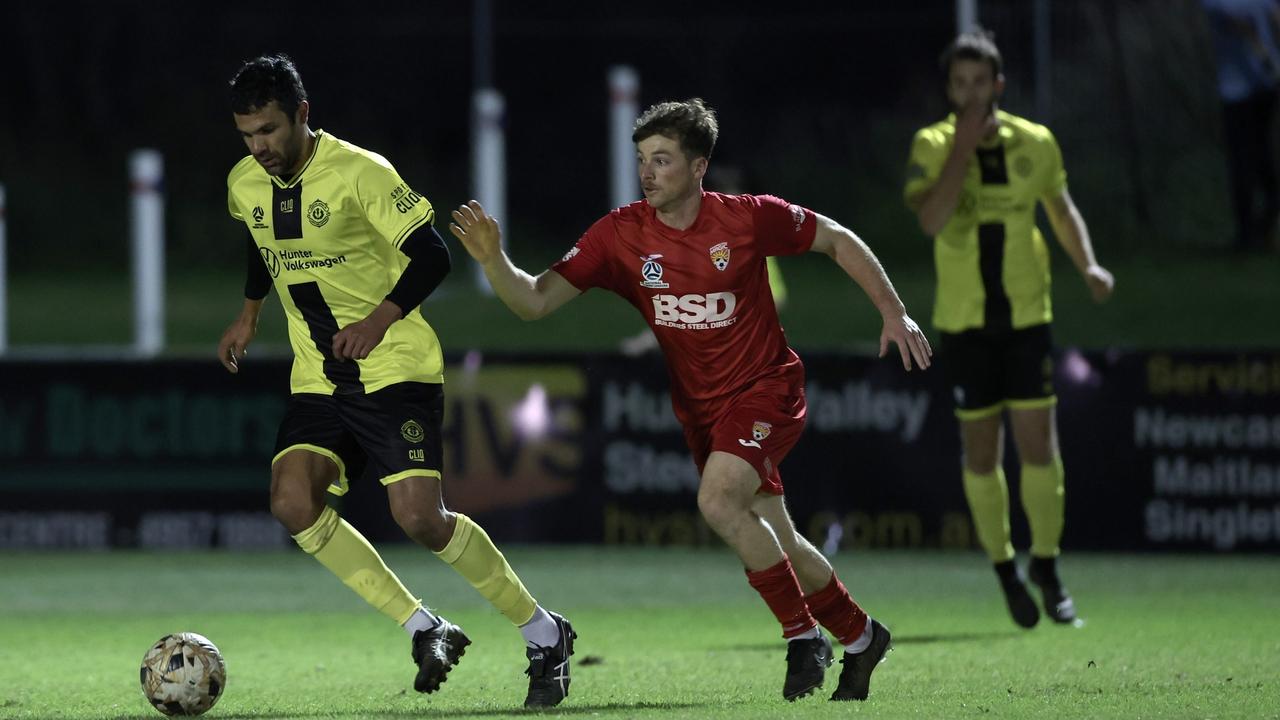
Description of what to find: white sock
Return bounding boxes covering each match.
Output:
[787,626,823,642]
[520,605,560,648]
[401,607,440,637]
[844,618,874,654]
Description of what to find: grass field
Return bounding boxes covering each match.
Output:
[1,548,1277,719]
[7,248,1280,354]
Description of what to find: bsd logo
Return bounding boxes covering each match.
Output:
[651,292,736,324]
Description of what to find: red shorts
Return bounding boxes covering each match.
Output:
[683,383,807,496]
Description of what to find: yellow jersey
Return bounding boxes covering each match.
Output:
[227,130,443,395]
[904,110,1067,333]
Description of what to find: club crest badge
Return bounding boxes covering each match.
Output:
[401,419,425,443]
[640,254,669,288]
[752,421,772,442]
[1014,155,1034,178]
[709,242,731,271]
[307,198,331,227]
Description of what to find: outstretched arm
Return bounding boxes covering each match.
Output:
[1042,189,1114,304]
[809,214,933,371]
[448,200,580,320]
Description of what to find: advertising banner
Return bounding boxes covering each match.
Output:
[3,350,1277,552]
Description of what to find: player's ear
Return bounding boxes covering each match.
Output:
[295,100,310,126]
[993,73,1006,98]
[692,156,708,182]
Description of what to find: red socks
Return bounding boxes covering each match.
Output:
[745,557,818,639]
[805,573,868,646]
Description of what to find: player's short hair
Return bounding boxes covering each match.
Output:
[230,54,308,119]
[940,28,1003,79]
[632,98,719,162]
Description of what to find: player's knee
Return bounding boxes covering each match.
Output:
[392,504,454,552]
[697,482,746,531]
[269,484,323,535]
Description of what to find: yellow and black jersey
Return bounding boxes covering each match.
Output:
[904,110,1067,333]
[227,130,442,395]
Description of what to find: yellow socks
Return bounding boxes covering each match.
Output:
[962,467,1015,562]
[1020,455,1066,558]
[292,508,540,630]
[435,513,537,626]
[292,506,421,625]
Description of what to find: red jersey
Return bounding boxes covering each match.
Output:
[551,191,817,426]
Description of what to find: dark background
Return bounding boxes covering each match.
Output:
[0,0,1232,276]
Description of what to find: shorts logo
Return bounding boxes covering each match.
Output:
[709,242,731,271]
[561,246,580,262]
[752,421,772,442]
[788,204,805,231]
[739,420,773,449]
[251,206,268,229]
[640,254,669,289]
[408,449,425,462]
[401,419,425,443]
[307,198,331,227]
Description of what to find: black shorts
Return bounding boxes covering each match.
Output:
[272,382,445,495]
[939,323,1056,420]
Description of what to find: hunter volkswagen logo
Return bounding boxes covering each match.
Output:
[259,247,281,277]
[640,254,670,288]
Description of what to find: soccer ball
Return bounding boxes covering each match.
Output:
[139,633,227,716]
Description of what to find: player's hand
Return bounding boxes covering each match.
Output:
[954,100,999,153]
[1084,264,1114,303]
[880,313,933,372]
[332,302,400,361]
[217,318,257,374]
[448,200,503,266]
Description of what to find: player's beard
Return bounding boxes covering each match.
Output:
[272,132,304,177]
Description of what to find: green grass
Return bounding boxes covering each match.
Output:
[7,248,1280,354]
[0,548,1277,719]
